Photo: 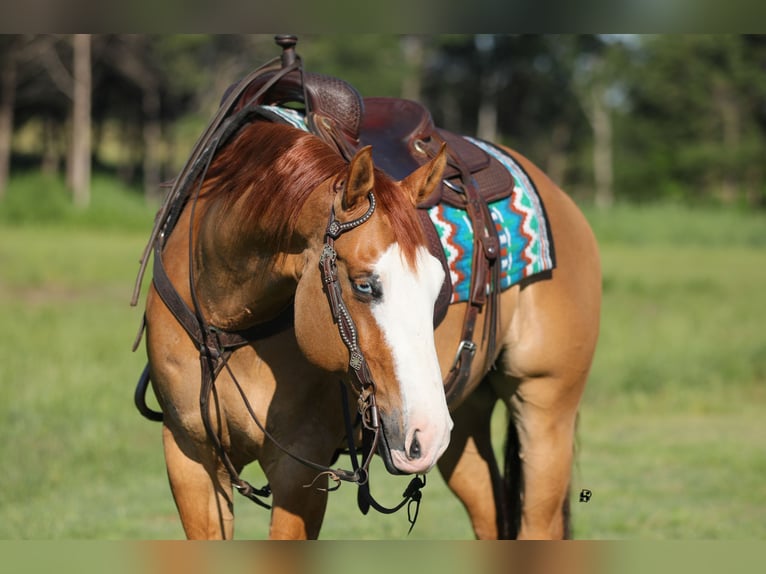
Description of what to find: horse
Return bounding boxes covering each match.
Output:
[134,51,600,541]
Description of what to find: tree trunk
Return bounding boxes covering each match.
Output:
[400,35,424,102]
[70,34,91,208]
[476,70,499,143]
[142,85,162,202]
[714,81,740,203]
[545,122,572,189]
[41,117,61,176]
[591,86,613,209]
[0,44,17,199]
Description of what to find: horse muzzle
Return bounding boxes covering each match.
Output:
[376,414,452,475]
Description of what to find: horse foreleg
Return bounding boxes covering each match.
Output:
[162,424,235,540]
[262,457,330,540]
[437,380,506,539]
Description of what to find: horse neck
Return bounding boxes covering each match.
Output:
[192,181,333,331]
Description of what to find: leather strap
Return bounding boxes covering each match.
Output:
[441,151,502,406]
[151,246,293,351]
[131,55,295,307]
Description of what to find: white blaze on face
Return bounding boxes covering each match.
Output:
[370,243,453,473]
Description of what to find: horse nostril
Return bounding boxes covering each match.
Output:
[408,432,422,459]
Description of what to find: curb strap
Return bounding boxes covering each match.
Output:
[338,381,426,534]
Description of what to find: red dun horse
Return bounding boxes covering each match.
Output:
[136,53,600,541]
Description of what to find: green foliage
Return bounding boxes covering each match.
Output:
[6,34,766,208]
[615,35,766,204]
[301,35,406,98]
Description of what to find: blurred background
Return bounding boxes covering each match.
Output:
[3,34,766,209]
[0,34,764,539]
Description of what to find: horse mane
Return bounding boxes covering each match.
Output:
[200,121,345,256]
[200,119,426,266]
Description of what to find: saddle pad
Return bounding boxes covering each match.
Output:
[260,105,307,129]
[427,137,555,303]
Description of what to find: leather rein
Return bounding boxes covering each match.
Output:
[132,40,427,530]
[140,115,425,528]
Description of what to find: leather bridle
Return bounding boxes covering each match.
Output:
[318,187,381,481]
[318,187,426,528]
[133,36,426,530]
[148,156,425,527]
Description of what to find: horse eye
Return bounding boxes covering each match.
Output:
[353,281,373,295]
[351,276,381,300]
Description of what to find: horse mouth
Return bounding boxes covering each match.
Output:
[375,423,407,475]
[367,402,452,476]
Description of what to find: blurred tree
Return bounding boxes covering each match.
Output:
[3,34,765,209]
[400,35,426,101]
[70,34,91,208]
[94,35,276,197]
[568,35,632,209]
[421,35,595,192]
[0,36,20,199]
[299,35,404,98]
[619,35,766,205]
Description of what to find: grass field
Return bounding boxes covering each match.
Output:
[1,175,764,539]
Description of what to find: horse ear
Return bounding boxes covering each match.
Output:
[401,143,447,206]
[342,145,375,213]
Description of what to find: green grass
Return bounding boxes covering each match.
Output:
[0,171,156,231]
[1,179,764,539]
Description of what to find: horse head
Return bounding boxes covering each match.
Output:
[293,144,452,475]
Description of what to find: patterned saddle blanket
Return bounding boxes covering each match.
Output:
[428,137,554,303]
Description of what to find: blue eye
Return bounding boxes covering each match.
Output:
[352,276,382,300]
[353,281,373,294]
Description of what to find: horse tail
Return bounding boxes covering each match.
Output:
[135,363,164,422]
[562,413,581,539]
[502,412,524,539]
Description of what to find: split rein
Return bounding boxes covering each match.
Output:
[185,179,425,531]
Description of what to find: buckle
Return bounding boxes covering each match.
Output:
[450,340,476,370]
[443,179,464,194]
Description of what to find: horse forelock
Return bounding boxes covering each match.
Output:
[371,172,427,269]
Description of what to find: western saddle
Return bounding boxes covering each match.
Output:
[135,36,515,406]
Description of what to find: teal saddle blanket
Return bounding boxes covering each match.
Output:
[263,106,556,304]
[429,137,555,303]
